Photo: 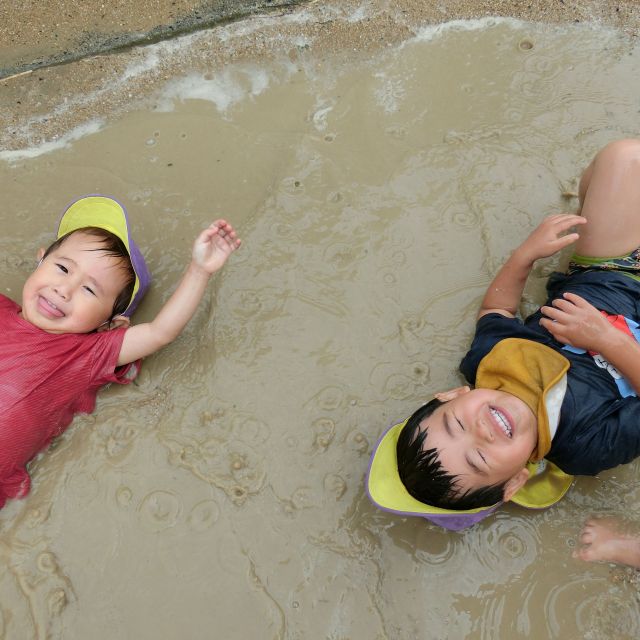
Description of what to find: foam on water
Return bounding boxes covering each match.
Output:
[156,64,279,113]
[311,101,335,131]
[410,14,620,45]
[412,15,525,41]
[346,6,370,24]
[0,120,104,162]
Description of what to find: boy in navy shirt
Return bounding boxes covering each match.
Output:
[368,139,640,531]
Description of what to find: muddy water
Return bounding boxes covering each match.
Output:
[2,16,640,640]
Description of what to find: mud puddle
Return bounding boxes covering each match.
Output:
[2,16,640,640]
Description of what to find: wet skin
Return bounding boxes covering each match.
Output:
[21,231,129,334]
[420,387,538,499]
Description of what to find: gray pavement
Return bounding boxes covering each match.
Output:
[0,0,307,79]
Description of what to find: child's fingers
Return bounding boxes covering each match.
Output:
[213,231,242,253]
[208,220,241,244]
[209,219,239,234]
[549,293,592,312]
[545,213,587,229]
[542,296,578,314]
[555,232,581,249]
[552,293,599,318]
[539,315,556,332]
[434,386,470,402]
[216,228,240,246]
[201,221,239,239]
[540,306,564,323]
[550,298,578,313]
[562,291,590,307]
[553,214,587,227]
[539,317,574,346]
[537,215,584,234]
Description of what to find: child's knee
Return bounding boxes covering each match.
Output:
[596,138,640,168]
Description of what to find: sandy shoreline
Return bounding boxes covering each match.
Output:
[1,0,639,154]
[2,0,639,75]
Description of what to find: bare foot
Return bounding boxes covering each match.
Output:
[574,517,640,568]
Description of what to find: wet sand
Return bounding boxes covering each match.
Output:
[2,1,640,639]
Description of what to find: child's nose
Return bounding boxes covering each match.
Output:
[53,282,71,299]
[476,419,494,443]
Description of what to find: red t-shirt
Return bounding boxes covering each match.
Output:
[0,294,136,507]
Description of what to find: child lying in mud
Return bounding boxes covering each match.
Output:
[368,139,640,531]
[1,195,240,508]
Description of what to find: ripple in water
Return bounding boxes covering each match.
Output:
[412,524,460,568]
[545,576,640,639]
[467,515,540,579]
[138,490,181,533]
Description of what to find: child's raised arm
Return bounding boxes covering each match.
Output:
[478,214,586,320]
[116,219,241,366]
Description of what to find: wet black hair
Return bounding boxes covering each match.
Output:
[396,398,507,510]
[42,226,135,319]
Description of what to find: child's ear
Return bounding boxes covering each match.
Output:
[502,467,530,503]
[36,247,45,262]
[97,315,131,333]
[434,386,471,402]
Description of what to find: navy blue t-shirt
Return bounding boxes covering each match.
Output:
[460,269,640,475]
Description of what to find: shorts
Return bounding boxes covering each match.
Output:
[568,248,640,282]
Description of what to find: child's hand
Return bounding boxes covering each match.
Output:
[516,214,586,265]
[192,219,241,274]
[539,292,612,351]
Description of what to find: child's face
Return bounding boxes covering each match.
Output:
[21,231,129,334]
[420,387,538,498]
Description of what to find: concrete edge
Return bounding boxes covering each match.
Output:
[0,0,309,80]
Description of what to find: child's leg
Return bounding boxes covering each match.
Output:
[574,517,640,568]
[574,139,640,258]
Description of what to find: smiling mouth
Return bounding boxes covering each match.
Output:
[38,296,65,318]
[490,407,512,438]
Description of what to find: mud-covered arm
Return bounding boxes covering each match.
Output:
[478,214,586,320]
[541,292,640,396]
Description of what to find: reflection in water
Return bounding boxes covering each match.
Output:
[2,13,640,640]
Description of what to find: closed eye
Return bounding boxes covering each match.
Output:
[465,455,482,473]
[83,285,96,296]
[466,451,487,476]
[444,414,463,437]
[478,451,490,472]
[56,263,69,274]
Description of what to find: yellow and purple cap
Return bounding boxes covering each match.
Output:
[366,418,574,531]
[57,195,151,316]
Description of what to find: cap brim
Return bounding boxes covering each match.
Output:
[58,195,150,315]
[510,459,573,509]
[366,421,499,531]
[366,420,574,531]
